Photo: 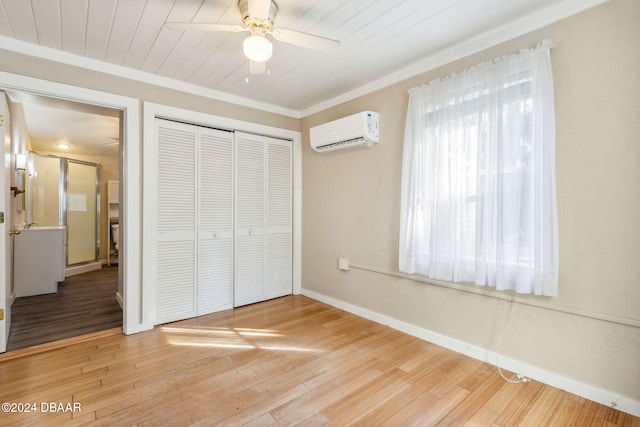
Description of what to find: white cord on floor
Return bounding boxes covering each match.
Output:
[494,289,531,384]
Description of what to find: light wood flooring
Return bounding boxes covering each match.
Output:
[7,266,122,351]
[0,295,637,426]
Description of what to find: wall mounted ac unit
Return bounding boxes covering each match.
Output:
[310,111,379,153]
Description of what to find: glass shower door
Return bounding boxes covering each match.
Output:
[67,160,99,265]
[31,156,63,226]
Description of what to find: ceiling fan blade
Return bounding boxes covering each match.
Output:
[248,0,272,21]
[165,22,245,33]
[271,28,339,53]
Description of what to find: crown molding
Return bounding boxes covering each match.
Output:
[299,0,607,117]
[0,35,301,119]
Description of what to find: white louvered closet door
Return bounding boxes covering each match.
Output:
[234,132,293,307]
[151,122,292,323]
[198,128,234,315]
[234,132,266,306]
[266,138,293,299]
[155,120,197,324]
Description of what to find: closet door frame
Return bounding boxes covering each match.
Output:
[142,103,301,328]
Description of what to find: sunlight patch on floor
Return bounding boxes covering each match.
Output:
[161,325,317,352]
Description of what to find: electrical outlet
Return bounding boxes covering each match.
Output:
[338,258,350,271]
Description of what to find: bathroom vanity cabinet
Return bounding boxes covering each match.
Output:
[14,226,66,297]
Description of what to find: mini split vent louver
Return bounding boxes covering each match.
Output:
[310,111,379,153]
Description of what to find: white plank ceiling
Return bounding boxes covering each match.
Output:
[0,0,602,117]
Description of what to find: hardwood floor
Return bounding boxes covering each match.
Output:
[7,266,122,352]
[0,295,637,426]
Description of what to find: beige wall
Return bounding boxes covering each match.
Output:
[301,0,639,402]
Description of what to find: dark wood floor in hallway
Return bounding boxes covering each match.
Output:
[7,266,122,352]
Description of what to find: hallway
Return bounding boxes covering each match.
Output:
[7,266,122,352]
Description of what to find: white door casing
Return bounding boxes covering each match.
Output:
[0,93,11,353]
[0,71,144,335]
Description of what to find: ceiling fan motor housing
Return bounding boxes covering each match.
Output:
[238,0,278,33]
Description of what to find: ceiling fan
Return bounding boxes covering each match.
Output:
[166,0,340,68]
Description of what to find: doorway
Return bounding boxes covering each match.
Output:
[5,91,123,352]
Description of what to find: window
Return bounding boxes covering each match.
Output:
[399,41,558,296]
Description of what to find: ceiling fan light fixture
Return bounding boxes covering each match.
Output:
[243,34,272,62]
[166,0,340,73]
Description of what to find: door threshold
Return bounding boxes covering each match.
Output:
[65,261,103,277]
[0,327,122,362]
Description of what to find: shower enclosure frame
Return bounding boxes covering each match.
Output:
[28,153,101,268]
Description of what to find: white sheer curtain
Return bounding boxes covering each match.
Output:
[399,40,558,296]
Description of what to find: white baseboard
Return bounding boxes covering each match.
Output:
[10,290,15,306]
[115,291,123,310]
[301,288,640,417]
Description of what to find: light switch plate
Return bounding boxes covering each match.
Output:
[338,258,350,271]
